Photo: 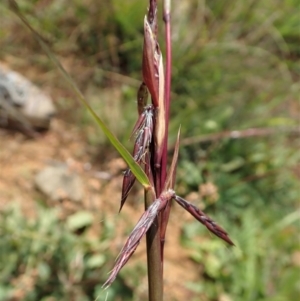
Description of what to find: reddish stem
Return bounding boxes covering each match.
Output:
[160,0,172,186]
[159,0,172,267]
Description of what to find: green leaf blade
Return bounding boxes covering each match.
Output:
[9,0,150,188]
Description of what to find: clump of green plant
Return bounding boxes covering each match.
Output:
[181,208,300,301]
[168,3,300,299]
[0,205,134,301]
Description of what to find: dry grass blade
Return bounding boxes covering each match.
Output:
[154,54,166,169]
[103,199,161,288]
[120,105,155,211]
[120,169,136,212]
[143,16,159,107]
[137,82,149,115]
[131,105,154,150]
[164,126,181,190]
[160,127,181,259]
[104,189,175,288]
[174,195,234,245]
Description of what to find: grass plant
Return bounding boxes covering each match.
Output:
[8,0,234,299]
[2,0,299,300]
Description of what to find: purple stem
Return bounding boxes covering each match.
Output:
[160,0,172,267]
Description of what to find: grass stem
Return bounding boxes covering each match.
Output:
[145,188,163,301]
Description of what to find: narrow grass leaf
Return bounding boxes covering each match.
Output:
[8,0,150,188]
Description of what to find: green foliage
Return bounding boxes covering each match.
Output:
[181,209,300,301]
[170,3,299,299]
[169,0,299,139]
[171,2,299,300]
[0,206,134,301]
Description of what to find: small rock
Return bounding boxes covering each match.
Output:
[35,165,83,202]
[0,63,56,130]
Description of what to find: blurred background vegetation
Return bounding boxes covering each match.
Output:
[0,0,299,300]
